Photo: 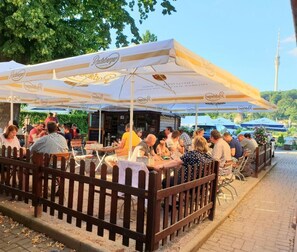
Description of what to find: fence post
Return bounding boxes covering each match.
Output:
[264,144,267,167]
[269,142,275,165]
[145,171,160,251]
[209,161,219,221]
[32,152,43,217]
[254,147,259,178]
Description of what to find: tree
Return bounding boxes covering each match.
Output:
[0,0,176,64]
[277,134,284,145]
[141,30,158,43]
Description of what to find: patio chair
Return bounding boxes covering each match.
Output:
[70,139,93,168]
[117,160,149,218]
[85,141,98,155]
[232,156,247,181]
[217,160,238,204]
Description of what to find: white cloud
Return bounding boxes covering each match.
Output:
[289,48,297,57]
[282,35,296,43]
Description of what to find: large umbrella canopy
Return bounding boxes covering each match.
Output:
[241,117,287,131]
[0,79,111,104]
[0,39,270,106]
[0,39,276,155]
[129,100,275,113]
[0,88,72,105]
[0,61,74,121]
[0,61,24,71]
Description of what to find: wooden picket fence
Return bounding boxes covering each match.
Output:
[0,146,219,251]
[254,143,272,177]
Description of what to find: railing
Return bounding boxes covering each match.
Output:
[254,143,272,178]
[0,146,219,251]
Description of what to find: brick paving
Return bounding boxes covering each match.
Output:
[0,212,75,252]
[198,151,297,252]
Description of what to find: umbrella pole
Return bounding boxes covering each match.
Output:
[195,103,198,131]
[128,75,135,159]
[10,91,13,124]
[98,105,102,144]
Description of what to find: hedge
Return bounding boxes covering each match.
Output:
[19,112,89,134]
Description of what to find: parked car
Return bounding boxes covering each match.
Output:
[284,137,297,150]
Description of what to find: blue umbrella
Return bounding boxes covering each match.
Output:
[241,117,286,130]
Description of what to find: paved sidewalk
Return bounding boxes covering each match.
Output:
[0,212,74,252]
[0,152,283,251]
[198,151,297,252]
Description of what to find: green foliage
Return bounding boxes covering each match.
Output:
[293,141,297,150]
[234,128,242,135]
[19,111,88,134]
[277,134,284,145]
[207,89,297,126]
[287,126,297,137]
[253,126,268,145]
[0,0,176,64]
[141,30,158,43]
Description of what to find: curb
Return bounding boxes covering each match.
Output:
[185,159,278,252]
[0,201,108,252]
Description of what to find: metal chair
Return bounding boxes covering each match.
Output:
[217,160,238,204]
[70,139,93,167]
[232,156,247,181]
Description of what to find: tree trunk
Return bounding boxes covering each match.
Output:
[0,103,21,131]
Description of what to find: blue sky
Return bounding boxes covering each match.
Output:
[128,0,296,92]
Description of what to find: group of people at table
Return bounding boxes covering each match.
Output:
[104,124,258,180]
[0,116,258,182]
[0,112,80,156]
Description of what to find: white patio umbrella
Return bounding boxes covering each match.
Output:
[0,61,25,123]
[0,39,276,157]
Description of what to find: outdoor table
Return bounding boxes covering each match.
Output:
[84,144,117,171]
[146,156,172,171]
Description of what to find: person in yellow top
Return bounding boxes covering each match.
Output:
[119,123,141,154]
[104,123,140,170]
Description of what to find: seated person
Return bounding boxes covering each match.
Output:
[223,132,243,160]
[244,133,258,149]
[155,131,170,157]
[0,125,25,153]
[63,125,72,150]
[30,121,68,154]
[104,123,141,168]
[136,128,143,141]
[71,124,80,139]
[130,134,158,162]
[237,134,257,154]
[166,130,185,157]
[192,128,205,138]
[179,128,192,151]
[44,112,57,127]
[237,134,257,176]
[28,123,46,145]
[155,136,213,184]
[210,130,232,168]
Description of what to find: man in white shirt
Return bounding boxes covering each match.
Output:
[30,121,68,154]
[210,129,232,167]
